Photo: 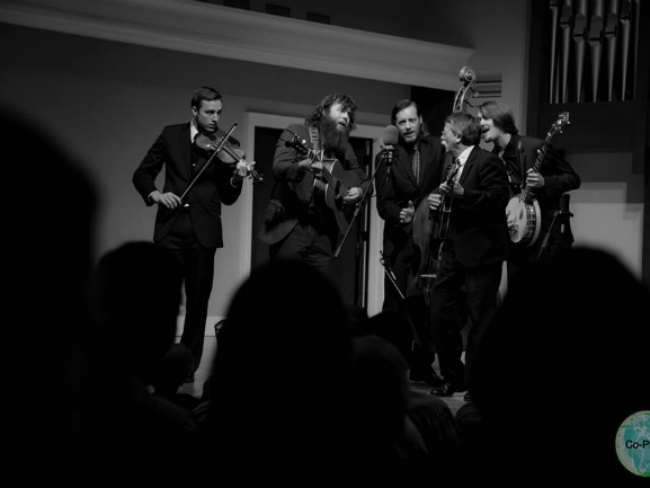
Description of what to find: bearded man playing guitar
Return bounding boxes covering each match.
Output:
[477,101,581,290]
[258,94,368,277]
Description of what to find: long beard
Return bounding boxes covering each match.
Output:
[319,117,349,160]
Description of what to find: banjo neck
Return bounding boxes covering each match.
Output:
[520,132,552,203]
[519,112,569,203]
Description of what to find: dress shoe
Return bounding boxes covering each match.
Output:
[429,382,454,397]
[409,368,444,388]
[430,381,467,397]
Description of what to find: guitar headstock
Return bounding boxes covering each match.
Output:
[283,130,311,158]
[550,111,570,136]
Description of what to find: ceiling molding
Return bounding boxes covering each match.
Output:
[0,0,474,90]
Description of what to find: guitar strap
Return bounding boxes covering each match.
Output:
[503,135,526,196]
[516,136,526,183]
[306,125,325,224]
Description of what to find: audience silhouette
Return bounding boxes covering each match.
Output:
[199,259,354,480]
[350,334,425,478]
[364,310,463,482]
[3,107,98,477]
[151,343,199,410]
[464,246,650,484]
[90,241,198,475]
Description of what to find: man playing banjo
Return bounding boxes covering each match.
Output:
[477,101,581,291]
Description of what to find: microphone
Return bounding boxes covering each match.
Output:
[381,125,399,165]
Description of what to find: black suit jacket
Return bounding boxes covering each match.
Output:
[133,123,242,248]
[375,134,446,258]
[447,146,510,268]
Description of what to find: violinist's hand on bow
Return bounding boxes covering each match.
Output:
[399,200,415,224]
[344,187,363,204]
[525,169,545,189]
[150,190,182,210]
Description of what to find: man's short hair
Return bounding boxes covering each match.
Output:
[444,112,481,146]
[191,86,222,109]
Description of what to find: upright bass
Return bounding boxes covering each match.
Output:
[408,66,478,302]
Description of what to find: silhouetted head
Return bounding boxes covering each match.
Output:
[470,246,650,483]
[351,334,409,450]
[151,343,194,397]
[205,259,354,474]
[93,241,183,382]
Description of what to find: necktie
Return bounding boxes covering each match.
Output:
[453,158,462,182]
[412,147,420,185]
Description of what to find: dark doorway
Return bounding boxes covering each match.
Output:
[251,126,374,309]
[411,86,456,134]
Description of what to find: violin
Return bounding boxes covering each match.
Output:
[194,132,263,185]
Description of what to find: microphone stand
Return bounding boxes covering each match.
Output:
[535,193,574,263]
[380,250,405,300]
[334,148,394,258]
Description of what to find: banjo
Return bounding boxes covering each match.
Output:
[506,112,570,246]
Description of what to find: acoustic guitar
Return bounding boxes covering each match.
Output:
[284,133,360,233]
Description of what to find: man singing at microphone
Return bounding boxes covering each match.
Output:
[374,99,446,387]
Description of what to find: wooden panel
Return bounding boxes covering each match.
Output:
[538,101,635,153]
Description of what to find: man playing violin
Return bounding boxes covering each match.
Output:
[133,86,250,381]
[374,99,446,388]
[258,93,369,277]
[427,112,509,400]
